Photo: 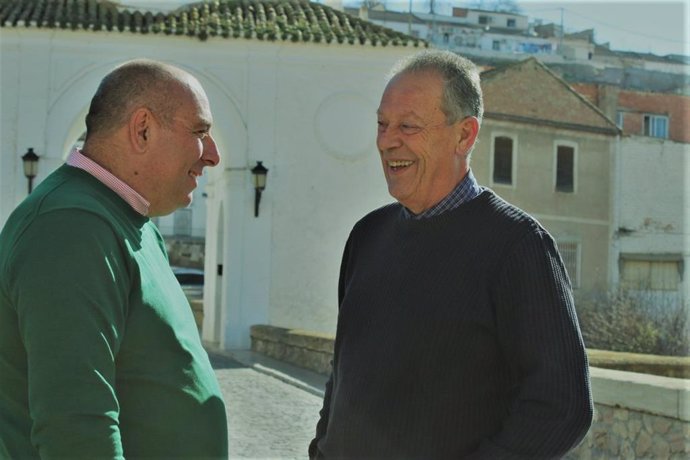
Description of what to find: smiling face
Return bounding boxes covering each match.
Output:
[376,70,475,214]
[146,78,220,216]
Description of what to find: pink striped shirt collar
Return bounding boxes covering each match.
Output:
[66,148,150,216]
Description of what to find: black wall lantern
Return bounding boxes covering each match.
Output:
[251,161,268,217]
[22,148,40,194]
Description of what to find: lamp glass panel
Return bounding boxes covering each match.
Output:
[23,159,38,178]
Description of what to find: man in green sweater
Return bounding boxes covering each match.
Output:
[310,51,592,458]
[0,60,228,458]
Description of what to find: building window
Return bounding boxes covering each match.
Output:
[643,114,668,138]
[621,259,681,292]
[507,18,516,27]
[555,144,575,193]
[492,136,514,185]
[173,208,192,236]
[557,241,580,288]
[616,111,624,128]
[492,40,500,50]
[478,15,490,25]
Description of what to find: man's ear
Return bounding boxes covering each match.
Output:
[454,116,480,158]
[129,108,154,153]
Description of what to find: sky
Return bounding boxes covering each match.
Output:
[340,0,690,56]
[122,1,689,57]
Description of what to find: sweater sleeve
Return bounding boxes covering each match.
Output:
[470,228,593,459]
[11,210,128,458]
[309,234,354,459]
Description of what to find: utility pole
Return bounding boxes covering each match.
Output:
[558,7,565,53]
[429,0,435,44]
[408,0,412,35]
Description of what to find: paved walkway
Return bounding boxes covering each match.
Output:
[208,349,328,460]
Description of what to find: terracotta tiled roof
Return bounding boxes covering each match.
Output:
[481,57,620,135]
[0,0,425,47]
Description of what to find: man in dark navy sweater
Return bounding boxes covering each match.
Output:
[309,50,592,459]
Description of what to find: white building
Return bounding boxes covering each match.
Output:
[346,5,558,59]
[613,136,690,306]
[0,0,419,349]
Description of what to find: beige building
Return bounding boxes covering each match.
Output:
[471,58,620,292]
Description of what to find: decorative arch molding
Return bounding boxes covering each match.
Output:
[46,61,107,160]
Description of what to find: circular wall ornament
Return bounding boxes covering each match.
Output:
[314,91,377,161]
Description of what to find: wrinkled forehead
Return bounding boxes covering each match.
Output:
[378,71,445,117]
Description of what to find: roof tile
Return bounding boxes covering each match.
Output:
[0,0,424,47]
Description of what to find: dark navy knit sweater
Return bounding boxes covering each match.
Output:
[310,189,592,459]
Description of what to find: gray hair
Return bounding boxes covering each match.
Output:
[85,59,186,139]
[388,50,484,125]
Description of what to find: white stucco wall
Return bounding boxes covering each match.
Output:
[614,136,690,301]
[268,48,402,334]
[617,136,688,253]
[0,24,417,349]
[198,44,412,347]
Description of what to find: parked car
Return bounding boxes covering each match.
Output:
[171,266,204,300]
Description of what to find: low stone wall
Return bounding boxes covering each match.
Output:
[588,349,690,379]
[250,325,334,374]
[250,324,690,459]
[566,367,689,459]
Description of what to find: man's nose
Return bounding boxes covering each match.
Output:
[203,134,221,167]
[376,126,402,152]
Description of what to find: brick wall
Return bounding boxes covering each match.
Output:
[571,83,690,143]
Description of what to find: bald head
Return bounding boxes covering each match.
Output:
[84,59,194,141]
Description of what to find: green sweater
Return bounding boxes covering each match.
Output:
[0,165,228,459]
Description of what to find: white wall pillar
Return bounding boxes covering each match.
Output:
[681,144,690,304]
[220,168,249,349]
[609,135,622,289]
[202,180,223,344]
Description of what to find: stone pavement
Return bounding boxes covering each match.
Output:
[208,349,328,460]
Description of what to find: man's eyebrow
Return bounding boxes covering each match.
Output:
[195,118,213,130]
[376,109,424,121]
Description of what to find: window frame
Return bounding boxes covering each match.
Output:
[619,254,683,292]
[490,133,517,188]
[616,111,624,129]
[553,140,578,194]
[642,113,669,139]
